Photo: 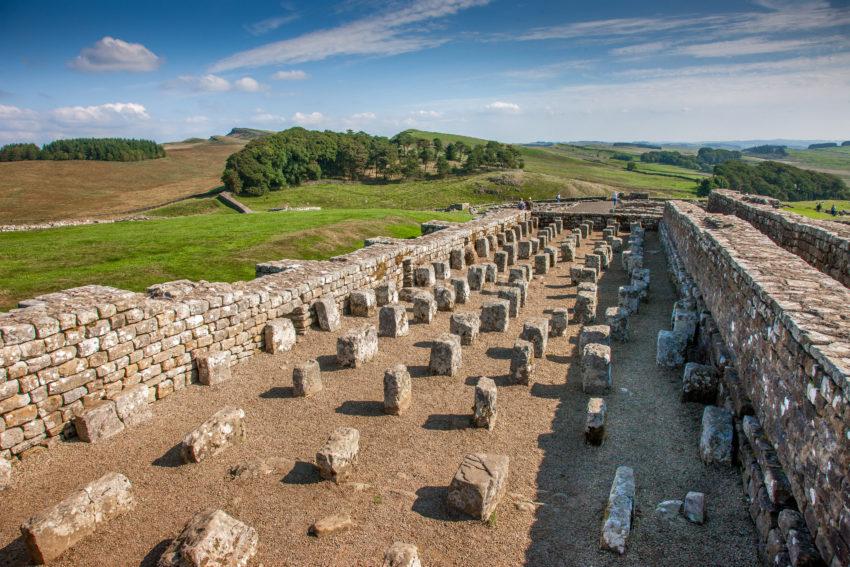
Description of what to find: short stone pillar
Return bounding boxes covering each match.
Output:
[521,319,549,358]
[472,377,498,430]
[530,239,540,254]
[549,308,569,337]
[447,453,509,520]
[316,427,360,482]
[494,251,508,273]
[430,333,462,376]
[600,466,635,555]
[181,407,246,463]
[376,282,399,306]
[487,234,498,252]
[450,312,481,345]
[264,318,297,354]
[384,365,412,415]
[585,253,602,272]
[475,238,490,258]
[683,491,705,525]
[699,406,733,465]
[575,290,597,323]
[510,340,535,385]
[579,325,611,351]
[450,248,465,270]
[585,397,607,445]
[618,285,641,315]
[681,363,719,403]
[451,277,471,303]
[383,542,422,567]
[432,261,450,281]
[580,223,591,238]
[337,324,378,368]
[503,243,516,265]
[572,228,582,245]
[537,235,548,250]
[483,263,497,283]
[293,360,323,397]
[544,246,558,267]
[605,307,630,342]
[197,351,232,386]
[414,266,436,287]
[434,285,456,312]
[159,509,258,567]
[74,400,124,443]
[497,287,521,317]
[518,240,532,259]
[315,296,341,331]
[508,280,528,307]
[350,289,377,317]
[593,246,611,268]
[467,265,486,291]
[570,266,598,285]
[581,343,611,394]
[464,246,476,266]
[480,300,510,332]
[610,237,623,252]
[656,330,686,368]
[534,254,549,275]
[378,304,409,338]
[413,291,437,324]
[508,267,525,284]
[561,241,576,262]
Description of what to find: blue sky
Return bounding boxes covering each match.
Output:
[1,0,849,144]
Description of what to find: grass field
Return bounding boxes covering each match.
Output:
[0,209,470,310]
[782,199,850,220]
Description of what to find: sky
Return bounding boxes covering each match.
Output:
[1,0,849,145]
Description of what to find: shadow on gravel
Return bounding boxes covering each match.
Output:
[282,461,321,485]
[485,346,513,360]
[152,443,184,468]
[336,400,384,416]
[464,374,513,387]
[315,354,343,373]
[138,539,170,567]
[411,486,464,522]
[260,386,294,399]
[422,413,469,431]
[530,382,566,399]
[0,537,27,567]
[413,340,436,349]
[408,365,432,378]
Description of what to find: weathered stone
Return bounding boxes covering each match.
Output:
[656,330,686,368]
[575,291,597,324]
[475,238,490,258]
[534,254,549,275]
[197,351,232,386]
[544,246,558,267]
[521,319,549,358]
[432,261,450,281]
[483,262,497,282]
[434,285,456,312]
[518,240,532,259]
[379,304,409,338]
[264,318,296,353]
[413,292,437,324]
[585,397,607,445]
[585,253,602,272]
[494,251,508,273]
[508,267,525,284]
[376,282,399,306]
[181,407,246,463]
[600,466,635,555]
[74,400,125,443]
[570,266,597,285]
[464,246,476,266]
[113,383,152,427]
[446,453,509,520]
[579,325,611,351]
[497,288,520,317]
[672,299,698,343]
[384,364,412,415]
[0,458,11,490]
[503,243,516,265]
[450,248,465,270]
[480,300,510,332]
[683,491,705,524]
[605,306,630,342]
[582,343,612,395]
[508,279,528,306]
[316,427,360,482]
[530,239,540,254]
[467,265,487,291]
[159,508,258,567]
[310,514,355,537]
[450,312,480,346]
[610,237,623,252]
[572,228,582,245]
[383,542,422,567]
[549,308,569,337]
[337,324,378,368]
[429,333,462,376]
[350,289,377,317]
[293,359,322,397]
[580,223,591,239]
[315,296,341,331]
[699,406,733,465]
[414,265,436,287]
[618,285,641,315]
[681,363,719,403]
[472,376,498,430]
[451,277,471,304]
[561,241,576,262]
[655,500,683,521]
[21,472,135,564]
[510,339,535,386]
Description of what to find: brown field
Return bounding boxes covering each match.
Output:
[0,139,245,224]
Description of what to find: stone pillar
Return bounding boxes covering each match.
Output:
[521,319,549,358]
[293,360,322,397]
[450,312,480,346]
[413,292,437,324]
[510,340,535,385]
[378,304,409,338]
[480,300,510,332]
[384,365,412,415]
[451,277,470,303]
[581,343,611,394]
[429,333,462,376]
[315,296,341,332]
[472,377,498,430]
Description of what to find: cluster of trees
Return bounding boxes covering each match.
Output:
[809,142,838,149]
[697,160,849,201]
[221,127,523,196]
[638,147,741,171]
[613,142,661,150]
[0,138,165,162]
[743,145,788,157]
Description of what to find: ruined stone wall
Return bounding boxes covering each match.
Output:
[0,209,528,460]
[662,201,850,566]
[708,189,850,287]
[532,208,663,232]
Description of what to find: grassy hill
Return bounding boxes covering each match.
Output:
[401,129,491,147]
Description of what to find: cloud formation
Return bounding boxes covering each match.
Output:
[166,74,264,93]
[272,70,308,80]
[70,37,161,72]
[51,102,150,124]
[485,101,520,113]
[292,111,325,125]
[245,13,299,36]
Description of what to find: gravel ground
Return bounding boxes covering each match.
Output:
[0,229,758,566]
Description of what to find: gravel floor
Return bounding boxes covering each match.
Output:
[0,229,758,566]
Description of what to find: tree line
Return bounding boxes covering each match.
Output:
[0,138,165,162]
[221,127,524,196]
[697,160,849,201]
[638,147,741,171]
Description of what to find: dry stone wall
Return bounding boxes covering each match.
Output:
[0,209,527,460]
[708,189,850,287]
[662,201,850,567]
[533,203,663,232]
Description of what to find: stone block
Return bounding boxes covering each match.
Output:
[450,248,465,270]
[197,351,231,386]
[571,266,598,285]
[508,280,528,307]
[544,246,558,267]
[159,509,258,567]
[293,360,322,398]
[672,300,698,343]
[21,472,135,564]
[579,325,611,351]
[432,261,450,281]
[480,300,510,332]
[503,243,516,265]
[350,289,377,317]
[413,292,437,324]
[580,223,591,239]
[600,466,634,555]
[561,241,576,262]
[464,246,476,266]
[264,318,296,353]
[572,228,582,245]
[446,453,509,520]
[384,364,412,415]
[316,427,360,482]
[494,251,508,273]
[467,266,486,291]
[0,458,11,491]
[337,325,378,368]
[518,240,532,259]
[575,291,597,323]
[483,263,497,282]
[549,308,569,337]
[610,237,623,252]
[521,319,548,358]
[618,285,641,315]
[451,277,471,304]
[181,407,246,463]
[497,288,520,317]
[379,304,409,338]
[434,285,456,312]
[450,312,480,346]
[530,239,540,254]
[113,383,152,427]
[310,514,354,538]
[508,267,525,284]
[510,340,535,385]
[383,542,422,567]
[582,343,611,395]
[681,363,719,403]
[74,400,125,443]
[656,330,686,368]
[534,254,549,275]
[475,238,490,258]
[605,307,630,342]
[472,377,498,430]
[699,406,733,465]
[414,265,436,287]
[315,296,341,332]
[683,491,705,524]
[429,333,462,376]
[376,282,399,306]
[585,253,602,272]
[585,397,607,445]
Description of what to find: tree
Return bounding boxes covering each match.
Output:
[436,155,450,178]
[626,161,637,171]
[432,138,443,155]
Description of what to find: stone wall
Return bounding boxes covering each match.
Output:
[662,201,850,566]
[533,203,663,232]
[0,209,528,460]
[708,189,850,287]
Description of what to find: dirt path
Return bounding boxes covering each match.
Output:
[0,229,757,566]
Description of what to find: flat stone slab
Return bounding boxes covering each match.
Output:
[600,466,635,555]
[446,453,509,520]
[310,514,355,537]
[699,406,733,465]
[316,427,360,482]
[264,318,296,353]
[21,472,135,564]
[181,407,246,464]
[159,508,258,567]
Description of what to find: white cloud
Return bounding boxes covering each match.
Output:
[485,101,520,113]
[351,112,376,120]
[184,115,209,124]
[679,37,828,58]
[272,69,308,80]
[292,111,325,125]
[51,102,150,124]
[412,110,443,117]
[245,13,299,36]
[234,77,263,92]
[69,36,161,72]
[210,0,489,71]
[252,112,287,124]
[610,41,671,57]
[166,74,264,93]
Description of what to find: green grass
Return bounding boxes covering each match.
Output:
[147,196,234,217]
[782,199,850,220]
[401,129,491,147]
[0,209,470,310]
